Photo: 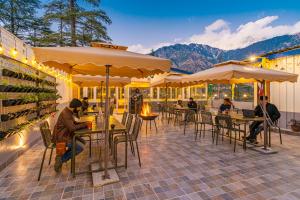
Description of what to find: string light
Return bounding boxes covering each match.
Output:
[11,48,17,57]
[0,44,3,54]
[22,57,28,64]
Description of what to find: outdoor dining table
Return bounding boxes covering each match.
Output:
[71,115,126,178]
[209,110,264,149]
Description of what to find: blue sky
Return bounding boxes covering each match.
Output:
[42,0,300,52]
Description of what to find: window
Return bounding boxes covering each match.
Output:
[87,88,93,99]
[153,87,158,99]
[234,83,254,102]
[80,88,84,98]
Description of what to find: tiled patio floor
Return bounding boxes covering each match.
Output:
[1,116,300,200]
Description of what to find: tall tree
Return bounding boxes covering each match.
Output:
[44,0,69,46]
[26,17,57,47]
[67,0,112,46]
[0,0,40,37]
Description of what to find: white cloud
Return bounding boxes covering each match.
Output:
[188,16,300,50]
[128,16,300,53]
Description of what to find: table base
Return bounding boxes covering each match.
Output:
[91,163,119,187]
[251,146,278,154]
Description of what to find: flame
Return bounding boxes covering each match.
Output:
[141,103,151,116]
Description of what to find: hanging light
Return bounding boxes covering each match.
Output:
[11,48,17,57]
[0,44,3,54]
[22,57,28,64]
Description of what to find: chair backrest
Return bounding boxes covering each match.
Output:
[126,113,134,133]
[215,114,233,130]
[131,117,142,140]
[185,109,196,122]
[121,112,128,125]
[201,111,213,125]
[39,121,52,148]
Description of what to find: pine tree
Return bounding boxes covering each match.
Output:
[26,17,57,47]
[44,0,69,46]
[0,0,40,38]
[67,0,112,46]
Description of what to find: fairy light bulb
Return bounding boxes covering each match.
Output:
[0,44,3,54]
[11,48,17,57]
[23,58,28,64]
[32,59,37,66]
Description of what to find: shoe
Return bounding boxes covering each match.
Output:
[54,156,62,172]
[249,139,258,144]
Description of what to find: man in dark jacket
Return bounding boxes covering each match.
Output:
[53,98,88,172]
[187,97,197,112]
[246,96,281,143]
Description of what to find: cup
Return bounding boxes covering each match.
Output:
[87,121,93,129]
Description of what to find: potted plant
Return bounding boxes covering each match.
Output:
[0,80,9,92]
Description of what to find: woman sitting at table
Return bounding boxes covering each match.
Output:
[52,98,88,172]
[219,98,234,113]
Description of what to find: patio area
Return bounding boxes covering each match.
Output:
[1,116,300,200]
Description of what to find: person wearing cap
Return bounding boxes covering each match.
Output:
[219,98,234,113]
[246,96,281,143]
[187,97,197,112]
[52,98,88,172]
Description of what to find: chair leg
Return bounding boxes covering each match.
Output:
[194,123,198,141]
[234,130,237,152]
[48,148,53,165]
[268,127,271,147]
[183,120,187,135]
[125,140,128,169]
[38,148,47,181]
[89,135,92,158]
[279,127,283,144]
[114,143,118,168]
[135,141,142,167]
[130,141,135,156]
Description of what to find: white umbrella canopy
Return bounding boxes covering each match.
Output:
[182,64,298,84]
[181,63,298,151]
[73,75,131,87]
[32,46,171,78]
[150,75,184,87]
[33,44,171,181]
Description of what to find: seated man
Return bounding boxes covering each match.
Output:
[175,100,183,109]
[187,97,197,112]
[219,98,234,113]
[52,98,88,172]
[246,96,281,143]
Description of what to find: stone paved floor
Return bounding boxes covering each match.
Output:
[1,116,300,200]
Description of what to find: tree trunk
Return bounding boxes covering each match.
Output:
[9,0,15,35]
[69,0,76,46]
[59,19,63,46]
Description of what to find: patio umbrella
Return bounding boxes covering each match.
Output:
[182,63,298,151]
[150,75,184,103]
[73,75,131,107]
[33,44,171,180]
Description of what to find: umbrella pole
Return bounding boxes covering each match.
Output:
[262,80,268,150]
[103,65,111,179]
[100,81,103,108]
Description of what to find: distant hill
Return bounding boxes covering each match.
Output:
[152,33,300,73]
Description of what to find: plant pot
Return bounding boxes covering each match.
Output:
[12,72,18,78]
[18,73,24,79]
[0,85,6,92]
[5,85,14,92]
[2,69,12,77]
[1,114,9,122]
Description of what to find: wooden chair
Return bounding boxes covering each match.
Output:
[121,111,128,125]
[38,121,55,181]
[215,115,246,152]
[113,117,143,168]
[195,111,216,141]
[183,109,196,135]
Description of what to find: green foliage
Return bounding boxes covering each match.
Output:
[44,0,112,46]
[0,0,40,37]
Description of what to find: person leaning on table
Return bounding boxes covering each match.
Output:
[52,98,88,172]
[246,96,281,144]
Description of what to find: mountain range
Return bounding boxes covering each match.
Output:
[152,33,300,73]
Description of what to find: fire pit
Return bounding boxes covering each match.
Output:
[140,103,159,135]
